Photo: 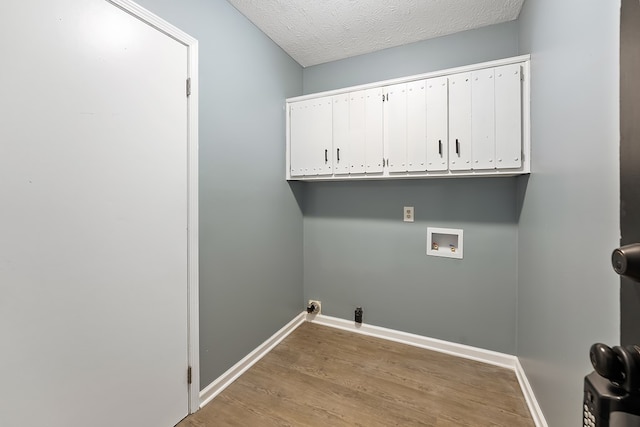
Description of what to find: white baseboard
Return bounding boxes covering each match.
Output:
[198,312,547,427]
[199,312,306,408]
[308,313,517,370]
[515,358,549,427]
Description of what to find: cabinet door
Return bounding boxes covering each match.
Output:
[471,68,496,170]
[426,76,448,171]
[385,83,408,172]
[364,87,384,174]
[407,80,428,172]
[448,72,472,170]
[349,90,367,174]
[495,64,522,169]
[333,94,350,175]
[290,97,333,176]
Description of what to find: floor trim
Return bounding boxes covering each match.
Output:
[198,312,547,426]
[515,358,549,427]
[199,312,306,408]
[309,313,517,369]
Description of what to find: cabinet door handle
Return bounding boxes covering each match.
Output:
[438,140,442,156]
[455,139,460,156]
[325,149,328,163]
[337,148,340,162]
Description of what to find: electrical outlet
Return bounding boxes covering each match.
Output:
[404,206,414,222]
[307,300,321,315]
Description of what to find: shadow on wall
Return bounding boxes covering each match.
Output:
[515,174,530,222]
[287,180,307,213]
[300,176,522,224]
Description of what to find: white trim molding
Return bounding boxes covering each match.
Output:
[515,359,549,427]
[105,0,200,413]
[309,314,517,369]
[199,313,307,408]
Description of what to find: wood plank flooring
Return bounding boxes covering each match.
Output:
[178,322,534,426]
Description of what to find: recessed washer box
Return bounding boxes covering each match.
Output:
[427,227,463,259]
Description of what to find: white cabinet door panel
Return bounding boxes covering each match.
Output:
[407,80,427,172]
[289,101,308,177]
[449,72,472,171]
[471,68,496,170]
[385,83,408,172]
[365,87,384,173]
[426,76,448,171]
[333,94,350,175]
[290,98,333,176]
[314,98,334,175]
[349,90,367,174]
[495,64,522,169]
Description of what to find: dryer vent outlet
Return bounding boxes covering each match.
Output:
[307,300,321,315]
[355,307,363,324]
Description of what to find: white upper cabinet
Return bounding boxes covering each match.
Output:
[448,72,472,171]
[332,93,350,175]
[363,87,384,174]
[347,90,366,174]
[289,97,333,177]
[426,76,448,171]
[406,80,428,172]
[495,63,522,169]
[346,87,384,175]
[286,55,530,181]
[471,68,496,170]
[385,82,408,173]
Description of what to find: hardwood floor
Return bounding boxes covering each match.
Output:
[178,322,534,426]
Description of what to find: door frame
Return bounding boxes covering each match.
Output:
[620,0,640,346]
[107,0,200,413]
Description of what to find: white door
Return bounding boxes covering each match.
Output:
[0,1,191,426]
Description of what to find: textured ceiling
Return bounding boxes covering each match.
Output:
[226,0,525,67]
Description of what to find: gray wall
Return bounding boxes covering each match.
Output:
[517,1,620,426]
[134,0,304,388]
[302,22,521,354]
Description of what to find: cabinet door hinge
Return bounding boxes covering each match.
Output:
[186,78,192,97]
[187,366,192,385]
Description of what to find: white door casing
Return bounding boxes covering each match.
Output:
[0,0,199,425]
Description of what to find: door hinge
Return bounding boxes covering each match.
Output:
[186,78,191,97]
[187,366,192,385]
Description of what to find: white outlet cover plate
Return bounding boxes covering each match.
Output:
[404,206,414,222]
